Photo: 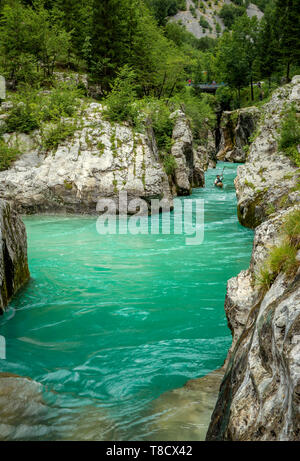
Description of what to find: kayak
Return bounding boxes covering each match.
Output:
[215,182,223,188]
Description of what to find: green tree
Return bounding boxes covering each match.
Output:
[145,0,178,25]
[215,30,249,103]
[274,0,300,81]
[26,2,71,78]
[256,3,278,87]
[51,0,93,62]
[219,3,245,29]
[90,0,141,88]
[104,65,138,122]
[0,0,30,84]
[0,0,70,84]
[232,15,260,100]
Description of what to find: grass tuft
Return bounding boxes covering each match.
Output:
[255,209,300,292]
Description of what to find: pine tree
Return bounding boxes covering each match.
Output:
[257,4,278,87]
[215,31,249,103]
[275,0,300,81]
[232,15,260,101]
[90,0,134,87]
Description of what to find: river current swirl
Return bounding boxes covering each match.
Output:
[0,163,253,440]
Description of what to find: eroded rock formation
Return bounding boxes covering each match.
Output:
[236,76,300,228]
[206,76,300,441]
[0,200,30,312]
[207,208,300,440]
[171,110,205,195]
[217,106,260,163]
[0,104,204,214]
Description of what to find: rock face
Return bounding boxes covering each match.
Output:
[217,106,260,163]
[147,368,224,441]
[207,209,300,440]
[168,0,263,40]
[0,104,204,214]
[0,374,46,440]
[196,131,217,171]
[0,200,30,312]
[171,110,204,194]
[206,77,300,442]
[236,76,300,228]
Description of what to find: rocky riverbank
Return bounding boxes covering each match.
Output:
[206,76,300,441]
[0,101,205,214]
[236,77,300,229]
[216,106,260,163]
[0,200,30,313]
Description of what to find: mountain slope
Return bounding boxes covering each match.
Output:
[169,0,263,39]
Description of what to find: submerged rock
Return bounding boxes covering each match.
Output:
[145,369,224,441]
[0,374,50,441]
[0,104,204,214]
[0,200,30,312]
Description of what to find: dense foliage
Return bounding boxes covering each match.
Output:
[0,0,299,160]
[278,104,300,166]
[256,209,300,291]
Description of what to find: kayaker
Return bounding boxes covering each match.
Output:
[214,174,223,187]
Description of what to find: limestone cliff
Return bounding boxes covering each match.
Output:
[169,1,263,40]
[206,77,300,441]
[0,104,204,214]
[236,76,300,229]
[216,106,260,163]
[0,200,30,312]
[207,208,300,441]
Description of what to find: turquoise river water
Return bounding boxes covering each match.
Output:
[0,163,254,440]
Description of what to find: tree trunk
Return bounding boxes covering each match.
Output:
[168,79,178,99]
[286,61,290,82]
[158,72,167,100]
[250,75,254,101]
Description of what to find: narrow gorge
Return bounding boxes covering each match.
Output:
[0,0,299,441]
[0,76,299,441]
[207,76,300,441]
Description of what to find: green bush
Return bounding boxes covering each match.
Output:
[171,88,216,145]
[278,105,300,166]
[256,209,300,291]
[282,209,300,248]
[0,140,20,171]
[162,153,177,176]
[268,243,298,276]
[219,4,245,29]
[189,5,197,18]
[215,86,234,110]
[6,103,40,134]
[42,121,77,151]
[216,23,221,34]
[5,84,82,134]
[41,84,82,121]
[104,65,138,123]
[131,97,175,153]
[199,16,209,29]
[177,0,187,10]
[150,102,174,151]
[256,262,276,290]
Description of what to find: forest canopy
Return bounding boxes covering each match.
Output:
[0,0,299,110]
